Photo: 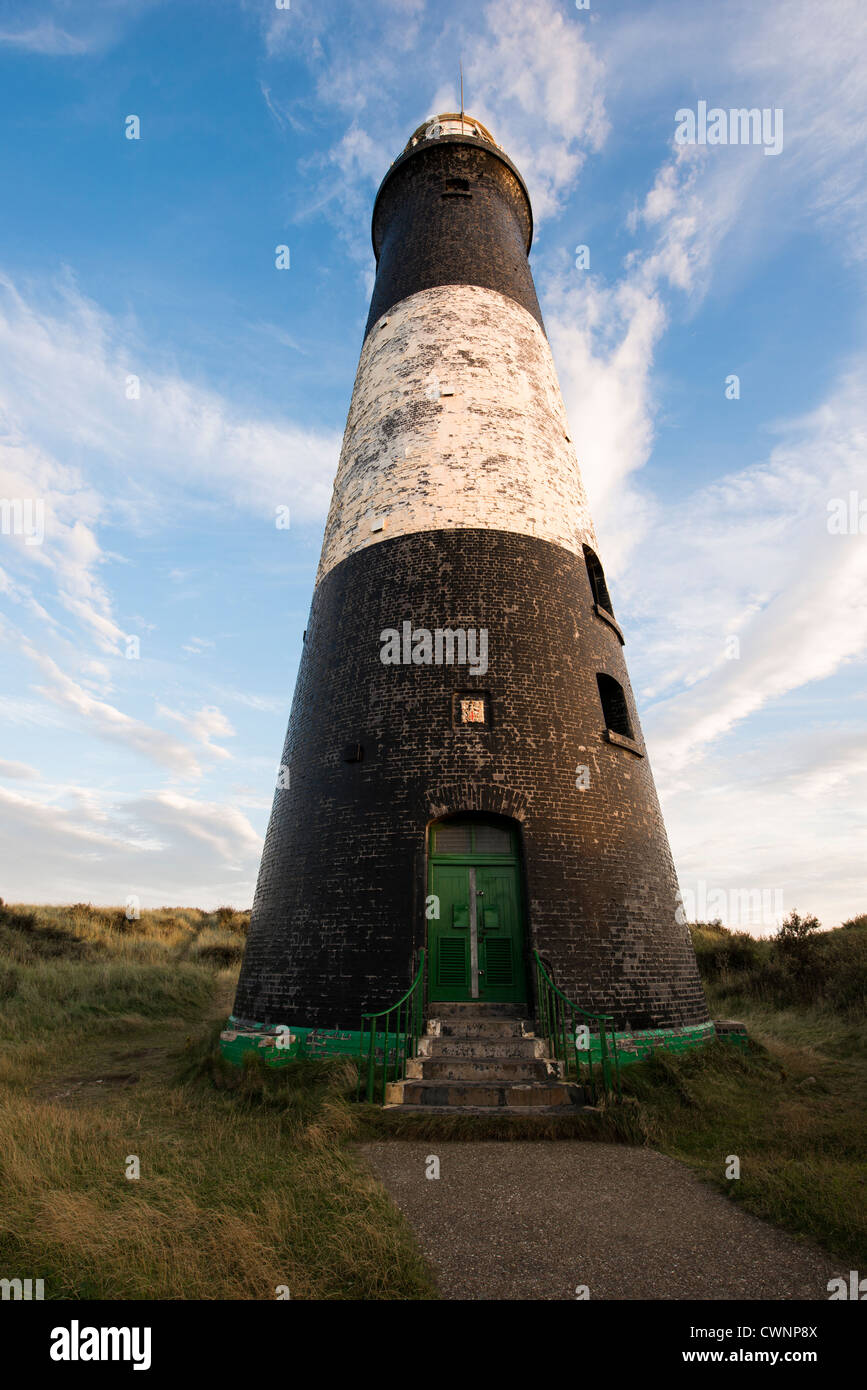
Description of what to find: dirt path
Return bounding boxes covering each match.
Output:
[357,1140,841,1300]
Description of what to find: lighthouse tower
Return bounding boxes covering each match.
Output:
[230,115,709,1056]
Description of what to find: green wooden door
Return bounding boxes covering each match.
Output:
[428,819,526,1004]
[428,862,472,1001]
[476,863,525,1003]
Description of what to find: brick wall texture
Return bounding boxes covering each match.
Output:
[317,283,595,583]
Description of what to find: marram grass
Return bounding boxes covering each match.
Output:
[0,901,435,1300]
[0,902,864,1296]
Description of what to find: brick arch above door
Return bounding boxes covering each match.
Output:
[426,783,530,823]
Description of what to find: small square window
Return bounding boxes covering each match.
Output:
[453,692,491,727]
[461,698,485,723]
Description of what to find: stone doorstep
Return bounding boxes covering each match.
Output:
[418,1037,548,1060]
[386,1079,585,1108]
[426,1001,526,1018]
[426,1017,536,1038]
[406,1057,560,1081]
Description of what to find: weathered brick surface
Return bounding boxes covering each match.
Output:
[232,528,709,1033]
[317,284,595,583]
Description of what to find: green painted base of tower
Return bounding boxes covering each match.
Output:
[220,1016,734,1071]
[220,1017,406,1069]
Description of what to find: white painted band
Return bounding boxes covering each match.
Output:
[316,284,597,585]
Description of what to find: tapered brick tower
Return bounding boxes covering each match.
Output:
[228,115,709,1057]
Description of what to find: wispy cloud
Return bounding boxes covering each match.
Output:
[1,621,203,779]
[0,274,341,540]
[0,23,91,55]
[157,704,236,761]
[0,758,41,780]
[0,0,157,58]
[636,364,867,772]
[460,0,608,221]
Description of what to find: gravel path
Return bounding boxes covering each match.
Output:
[356,1141,840,1300]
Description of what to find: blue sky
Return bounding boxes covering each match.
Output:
[1,0,865,929]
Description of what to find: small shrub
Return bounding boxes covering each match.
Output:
[775,909,821,943]
[725,930,761,971]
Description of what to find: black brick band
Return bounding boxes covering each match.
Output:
[365,136,544,340]
[233,529,709,1032]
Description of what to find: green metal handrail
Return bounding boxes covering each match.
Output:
[357,949,426,1105]
[533,950,621,1101]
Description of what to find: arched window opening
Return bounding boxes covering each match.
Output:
[597,673,633,740]
[429,815,516,857]
[584,545,614,616]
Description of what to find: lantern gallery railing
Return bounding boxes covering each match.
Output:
[358,949,426,1105]
[533,950,621,1101]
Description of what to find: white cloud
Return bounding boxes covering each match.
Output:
[662,723,867,931]
[262,0,610,277]
[462,0,609,221]
[0,758,40,780]
[157,704,236,761]
[124,790,261,868]
[612,363,867,928]
[0,274,341,538]
[0,783,261,907]
[733,0,867,261]
[0,1,158,59]
[218,688,286,713]
[633,363,867,773]
[545,271,666,568]
[603,0,867,274]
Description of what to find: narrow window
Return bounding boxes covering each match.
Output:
[597,673,633,739]
[583,545,614,616]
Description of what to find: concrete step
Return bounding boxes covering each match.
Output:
[418,1037,547,1060]
[386,1079,584,1108]
[426,1017,535,1039]
[406,1056,560,1082]
[425,1002,526,1019]
[382,1104,590,1116]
